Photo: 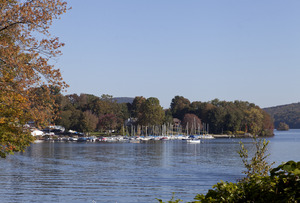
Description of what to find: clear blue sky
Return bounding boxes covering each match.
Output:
[51,0,300,109]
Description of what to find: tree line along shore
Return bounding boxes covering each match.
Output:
[39,92,275,138]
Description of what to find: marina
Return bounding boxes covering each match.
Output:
[35,134,214,143]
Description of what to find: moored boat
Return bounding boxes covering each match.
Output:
[186,139,201,144]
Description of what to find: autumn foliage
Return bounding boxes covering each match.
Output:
[0,0,69,157]
[182,113,201,133]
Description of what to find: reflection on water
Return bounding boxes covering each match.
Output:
[0,130,300,202]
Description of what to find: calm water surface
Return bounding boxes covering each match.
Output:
[0,130,299,203]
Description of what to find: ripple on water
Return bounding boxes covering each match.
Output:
[0,130,300,202]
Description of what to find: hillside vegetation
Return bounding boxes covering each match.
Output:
[264,103,300,129]
[53,93,274,137]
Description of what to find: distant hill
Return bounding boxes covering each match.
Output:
[113,97,134,104]
[264,102,300,129]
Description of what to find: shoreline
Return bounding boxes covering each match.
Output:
[34,133,274,143]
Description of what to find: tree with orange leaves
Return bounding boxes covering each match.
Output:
[0,0,69,157]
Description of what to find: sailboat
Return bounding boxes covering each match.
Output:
[185,134,201,144]
[200,123,214,139]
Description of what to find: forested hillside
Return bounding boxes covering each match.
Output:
[52,93,274,136]
[264,103,300,129]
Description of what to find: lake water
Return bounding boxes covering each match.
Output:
[0,130,299,203]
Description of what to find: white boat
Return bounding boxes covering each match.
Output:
[69,137,78,141]
[186,139,201,144]
[140,137,151,141]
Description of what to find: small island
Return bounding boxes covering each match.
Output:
[277,122,289,131]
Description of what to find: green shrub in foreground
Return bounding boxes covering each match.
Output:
[195,161,300,202]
